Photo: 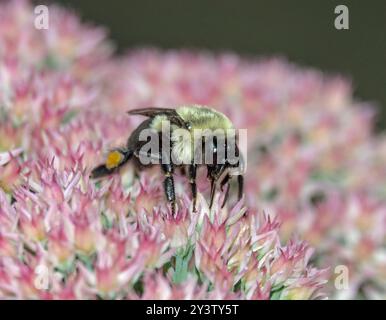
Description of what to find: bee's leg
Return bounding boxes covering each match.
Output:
[220,174,230,192]
[221,183,231,208]
[207,165,218,209]
[90,148,132,179]
[161,163,176,214]
[189,164,197,212]
[237,174,244,201]
[220,174,231,208]
[209,177,216,209]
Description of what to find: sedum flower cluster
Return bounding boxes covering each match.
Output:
[0,0,384,299]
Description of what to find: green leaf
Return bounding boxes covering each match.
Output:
[76,252,96,270]
[172,244,194,284]
[133,276,144,296]
[61,110,78,125]
[270,285,285,300]
[101,211,113,229]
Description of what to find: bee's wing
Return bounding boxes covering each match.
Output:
[127,107,189,129]
[127,107,176,117]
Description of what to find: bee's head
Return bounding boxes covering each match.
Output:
[205,135,244,209]
[204,133,243,181]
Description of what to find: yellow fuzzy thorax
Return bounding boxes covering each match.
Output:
[105,150,124,169]
[149,105,235,164]
[150,115,169,131]
[176,105,234,131]
[150,105,234,132]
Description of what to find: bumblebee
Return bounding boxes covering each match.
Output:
[91,105,244,213]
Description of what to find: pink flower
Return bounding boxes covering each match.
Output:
[0,155,22,193]
[1,0,385,300]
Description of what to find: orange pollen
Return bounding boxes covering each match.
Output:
[105,150,123,170]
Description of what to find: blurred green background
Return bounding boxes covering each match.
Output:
[53,0,386,130]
